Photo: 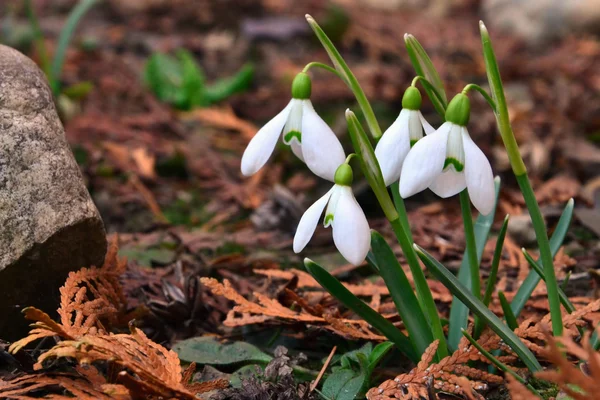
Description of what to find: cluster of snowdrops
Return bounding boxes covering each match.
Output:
[241,71,493,266]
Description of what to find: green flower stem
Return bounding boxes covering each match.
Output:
[345,110,447,359]
[461,83,497,114]
[391,182,413,243]
[459,190,481,336]
[389,217,448,359]
[517,173,562,336]
[410,76,446,113]
[302,62,343,79]
[306,15,382,140]
[460,190,480,302]
[481,21,562,336]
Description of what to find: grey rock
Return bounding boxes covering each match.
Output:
[482,0,600,45]
[0,45,106,340]
[507,213,537,247]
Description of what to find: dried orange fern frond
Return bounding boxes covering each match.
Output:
[532,333,600,400]
[9,238,127,354]
[202,277,388,341]
[35,323,227,399]
[0,370,129,400]
[366,333,504,400]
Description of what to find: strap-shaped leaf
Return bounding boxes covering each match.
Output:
[448,177,500,350]
[370,231,433,355]
[304,258,419,363]
[415,245,542,372]
[510,199,574,316]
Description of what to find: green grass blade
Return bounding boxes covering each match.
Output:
[498,291,518,330]
[304,258,419,363]
[49,0,98,96]
[306,15,381,139]
[370,231,433,355]
[448,177,501,350]
[461,330,542,397]
[404,34,447,117]
[510,198,574,316]
[415,245,541,372]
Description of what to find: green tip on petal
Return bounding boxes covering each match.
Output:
[445,93,471,126]
[334,163,353,186]
[402,86,422,110]
[291,72,312,99]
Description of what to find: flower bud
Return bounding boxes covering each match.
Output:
[445,93,470,126]
[334,163,353,186]
[402,86,422,110]
[291,72,312,99]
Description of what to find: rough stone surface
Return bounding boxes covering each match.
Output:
[0,45,106,340]
[482,0,600,46]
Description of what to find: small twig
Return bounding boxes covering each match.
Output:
[310,346,337,393]
[129,174,168,224]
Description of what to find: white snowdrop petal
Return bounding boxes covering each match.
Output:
[407,110,425,143]
[399,122,451,198]
[331,187,370,266]
[282,99,303,145]
[374,109,411,186]
[241,101,292,176]
[293,188,334,253]
[301,100,346,182]
[429,169,467,198]
[418,111,435,135]
[462,128,496,216]
[290,141,304,162]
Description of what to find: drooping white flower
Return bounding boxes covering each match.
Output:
[399,93,495,215]
[375,87,434,186]
[293,164,370,266]
[240,72,345,181]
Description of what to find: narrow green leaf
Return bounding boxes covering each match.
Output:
[510,198,574,316]
[304,259,419,363]
[404,34,447,117]
[370,231,433,355]
[461,330,542,397]
[415,245,541,372]
[483,215,509,308]
[475,215,509,337]
[49,0,98,96]
[522,249,576,314]
[367,342,394,373]
[306,15,382,139]
[203,63,254,106]
[448,177,501,350]
[498,291,518,330]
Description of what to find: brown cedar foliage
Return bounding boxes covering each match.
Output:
[2,238,227,400]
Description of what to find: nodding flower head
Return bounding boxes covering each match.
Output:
[399,93,495,215]
[293,163,370,266]
[375,87,434,186]
[241,72,345,181]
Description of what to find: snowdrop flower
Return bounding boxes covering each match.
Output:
[399,93,495,215]
[241,72,345,181]
[375,87,434,186]
[293,163,370,266]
